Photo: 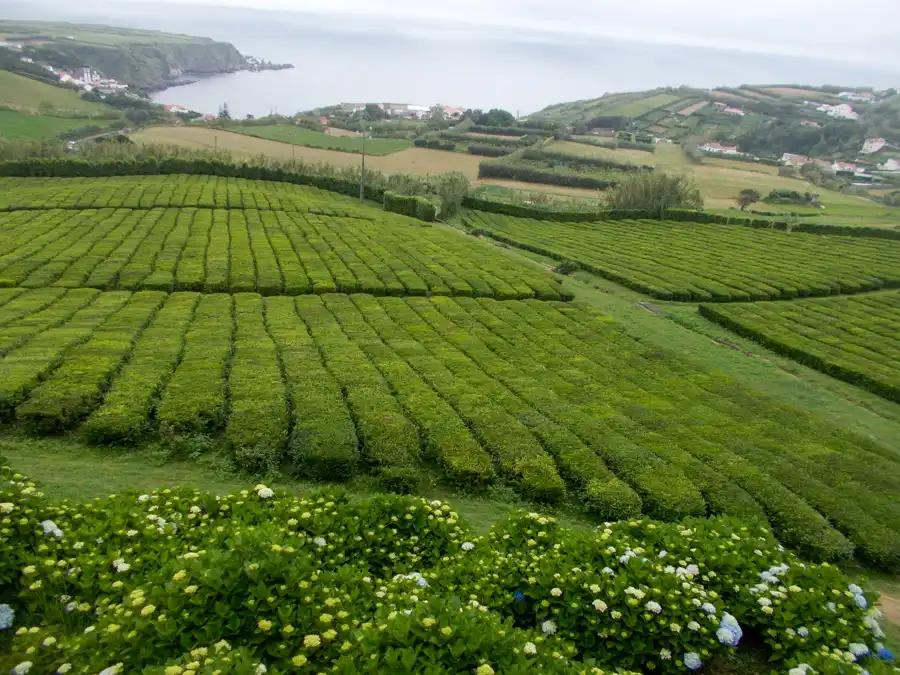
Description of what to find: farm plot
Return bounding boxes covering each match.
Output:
[700,291,900,403]
[465,212,900,301]
[0,175,366,214]
[1,288,899,565]
[0,207,568,299]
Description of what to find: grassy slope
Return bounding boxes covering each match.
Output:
[0,20,211,46]
[229,124,412,156]
[0,108,94,140]
[546,140,656,165]
[0,70,111,114]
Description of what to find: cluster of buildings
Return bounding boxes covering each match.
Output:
[697,141,744,156]
[57,66,129,93]
[814,102,859,120]
[339,103,466,121]
[712,101,746,116]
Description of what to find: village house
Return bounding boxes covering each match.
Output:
[832,161,858,173]
[880,159,900,172]
[723,107,745,116]
[818,103,859,120]
[860,137,887,154]
[781,153,810,167]
[838,91,874,103]
[799,120,822,128]
[164,104,188,114]
[697,142,741,155]
[442,105,465,120]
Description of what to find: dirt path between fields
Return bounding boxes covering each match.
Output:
[881,591,899,625]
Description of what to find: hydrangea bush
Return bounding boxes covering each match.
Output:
[0,459,895,674]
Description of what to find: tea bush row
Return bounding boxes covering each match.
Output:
[700,292,900,403]
[0,207,569,300]
[1,289,900,565]
[464,212,900,302]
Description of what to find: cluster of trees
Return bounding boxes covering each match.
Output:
[604,172,703,212]
[736,119,865,159]
[463,108,516,127]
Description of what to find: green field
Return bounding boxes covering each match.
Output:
[547,139,657,166]
[0,70,111,115]
[0,19,212,46]
[229,124,413,155]
[0,108,97,140]
[464,211,900,301]
[601,93,683,117]
[701,291,900,403]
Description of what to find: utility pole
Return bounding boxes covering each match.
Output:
[359,125,370,204]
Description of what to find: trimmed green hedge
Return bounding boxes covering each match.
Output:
[477,161,618,190]
[461,195,900,239]
[383,191,437,222]
[466,144,511,157]
[522,148,652,172]
[413,139,457,151]
[468,125,533,136]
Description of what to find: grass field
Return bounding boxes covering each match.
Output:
[546,140,657,166]
[465,211,900,302]
[132,125,485,179]
[0,71,111,115]
[701,291,900,403]
[0,19,212,46]
[0,108,95,140]
[597,93,682,117]
[229,123,413,155]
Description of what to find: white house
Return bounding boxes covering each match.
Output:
[407,105,431,120]
[698,142,741,155]
[442,105,465,120]
[832,161,858,173]
[723,107,746,116]
[781,153,809,167]
[838,91,874,103]
[799,120,822,128]
[861,137,887,154]
[19,56,33,63]
[880,159,900,172]
[826,104,859,120]
[58,72,73,83]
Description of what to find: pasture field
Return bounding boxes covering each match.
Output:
[0,178,566,299]
[0,70,112,115]
[229,123,413,155]
[131,126,485,179]
[0,109,95,140]
[464,211,900,301]
[598,93,682,117]
[2,286,900,564]
[546,140,657,166]
[700,291,900,403]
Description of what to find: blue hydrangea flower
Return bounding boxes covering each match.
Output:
[683,652,702,671]
[513,590,525,602]
[0,603,14,630]
[854,593,868,609]
[877,648,894,662]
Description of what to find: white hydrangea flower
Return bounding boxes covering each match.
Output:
[702,602,717,614]
[757,597,772,607]
[592,599,608,612]
[257,487,274,499]
[40,520,63,539]
[659,649,671,660]
[687,621,701,632]
[645,601,662,614]
[523,642,537,655]
[137,495,149,502]
[550,588,562,597]
[683,652,702,671]
[461,542,475,551]
[13,662,32,675]
[313,537,327,548]
[0,503,14,514]
[541,620,556,635]
[111,559,130,573]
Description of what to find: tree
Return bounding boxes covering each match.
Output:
[476,108,516,127]
[218,102,231,119]
[605,172,703,212]
[364,103,385,121]
[38,100,55,115]
[245,114,255,121]
[737,188,761,210]
[433,171,470,219]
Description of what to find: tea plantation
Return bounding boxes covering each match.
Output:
[0,171,899,675]
[464,211,900,302]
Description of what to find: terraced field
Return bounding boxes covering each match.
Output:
[465,211,900,301]
[2,173,900,571]
[701,291,900,403]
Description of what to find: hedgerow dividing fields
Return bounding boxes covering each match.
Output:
[2,286,900,565]
[465,211,900,301]
[701,291,900,403]
[0,207,567,300]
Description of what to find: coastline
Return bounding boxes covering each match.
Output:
[150,63,294,95]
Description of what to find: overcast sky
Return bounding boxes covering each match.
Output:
[103,0,900,64]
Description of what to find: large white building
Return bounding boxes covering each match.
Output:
[861,137,887,154]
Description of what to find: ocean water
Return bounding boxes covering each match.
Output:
[2,0,897,118]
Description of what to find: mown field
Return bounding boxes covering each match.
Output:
[0,177,565,299]
[701,291,900,403]
[229,123,413,156]
[464,211,900,301]
[0,108,96,140]
[546,139,657,166]
[0,70,111,115]
[132,126,486,179]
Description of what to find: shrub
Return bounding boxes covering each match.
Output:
[384,191,436,221]
[605,171,704,211]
